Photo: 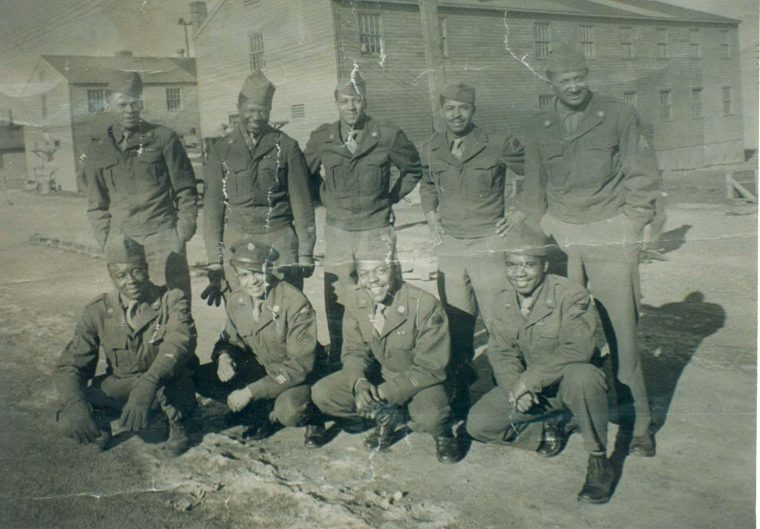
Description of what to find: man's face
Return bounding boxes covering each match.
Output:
[108,263,148,301]
[357,260,397,303]
[239,100,270,136]
[505,253,548,297]
[441,98,475,135]
[235,266,271,300]
[335,94,366,128]
[108,92,142,131]
[549,69,590,109]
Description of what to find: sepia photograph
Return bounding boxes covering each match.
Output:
[0,0,757,528]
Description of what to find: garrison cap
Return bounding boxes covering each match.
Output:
[504,222,552,257]
[335,71,366,98]
[354,231,398,264]
[239,70,276,109]
[107,70,143,98]
[229,240,279,271]
[439,82,476,105]
[546,45,588,76]
[105,234,147,266]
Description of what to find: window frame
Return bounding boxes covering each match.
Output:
[439,15,450,59]
[580,25,594,59]
[623,90,637,108]
[534,22,551,59]
[166,87,182,112]
[87,88,106,114]
[689,28,701,59]
[358,11,383,57]
[621,26,634,59]
[691,87,703,118]
[656,27,669,60]
[659,89,672,121]
[248,31,265,72]
[720,29,731,58]
[722,86,733,115]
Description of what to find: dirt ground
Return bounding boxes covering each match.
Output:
[0,168,756,529]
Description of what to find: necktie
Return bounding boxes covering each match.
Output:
[451,138,464,160]
[118,133,130,152]
[371,303,386,335]
[519,296,533,318]
[345,130,358,154]
[126,300,139,330]
[562,112,582,133]
[249,133,258,147]
[252,301,262,322]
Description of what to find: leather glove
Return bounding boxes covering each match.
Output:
[298,256,315,279]
[58,400,101,445]
[176,219,197,242]
[424,211,445,247]
[201,266,228,307]
[374,404,406,427]
[120,378,158,432]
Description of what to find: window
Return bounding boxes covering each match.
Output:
[40,94,48,118]
[166,88,182,111]
[722,86,733,115]
[621,26,634,59]
[538,94,553,110]
[242,0,258,5]
[720,29,731,58]
[623,90,637,108]
[689,28,700,58]
[656,28,668,59]
[580,25,594,58]
[248,31,265,71]
[691,88,703,117]
[359,13,383,55]
[659,90,672,120]
[229,114,240,126]
[439,16,449,58]
[87,89,106,113]
[291,103,305,120]
[535,23,550,58]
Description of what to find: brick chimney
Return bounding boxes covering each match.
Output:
[190,1,207,32]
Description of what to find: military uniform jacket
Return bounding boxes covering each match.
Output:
[521,93,659,226]
[419,125,524,238]
[303,115,422,231]
[487,274,597,398]
[81,121,198,248]
[213,281,317,400]
[341,283,450,406]
[203,124,316,264]
[55,284,197,405]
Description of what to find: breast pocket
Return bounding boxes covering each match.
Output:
[580,137,618,184]
[384,328,415,371]
[540,142,565,180]
[359,154,388,195]
[94,157,128,193]
[101,327,134,374]
[322,154,354,197]
[254,155,285,200]
[226,158,252,198]
[465,163,500,196]
[136,150,168,192]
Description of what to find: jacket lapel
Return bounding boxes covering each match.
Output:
[379,285,409,338]
[562,92,604,142]
[323,121,352,159]
[430,131,458,166]
[129,284,164,335]
[523,280,556,328]
[459,126,488,164]
[352,288,380,343]
[351,117,380,159]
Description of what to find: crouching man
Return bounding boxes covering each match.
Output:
[466,224,614,504]
[55,236,198,455]
[195,240,327,447]
[311,240,462,463]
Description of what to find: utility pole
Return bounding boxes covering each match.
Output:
[418,0,446,132]
[178,18,193,57]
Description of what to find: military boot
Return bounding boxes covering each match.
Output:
[304,423,327,448]
[435,432,463,464]
[577,453,616,504]
[364,420,394,451]
[537,420,566,458]
[165,420,192,456]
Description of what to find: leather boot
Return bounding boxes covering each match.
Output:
[577,453,616,504]
[165,420,191,456]
[537,420,565,458]
[364,420,394,451]
[629,432,656,457]
[435,433,463,464]
[304,423,327,448]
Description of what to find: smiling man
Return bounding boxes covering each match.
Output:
[55,236,198,455]
[418,82,524,418]
[520,45,660,457]
[466,223,613,504]
[80,71,197,303]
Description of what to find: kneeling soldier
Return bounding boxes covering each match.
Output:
[466,224,614,504]
[196,241,327,447]
[55,236,198,455]
[311,241,462,463]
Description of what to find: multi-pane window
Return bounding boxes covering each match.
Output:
[87,89,106,113]
[656,28,668,59]
[538,94,553,110]
[248,31,265,71]
[621,26,634,59]
[228,114,240,127]
[722,86,733,115]
[691,88,703,117]
[659,90,672,120]
[720,30,731,58]
[535,23,550,58]
[580,25,594,58]
[291,103,305,120]
[359,13,383,55]
[166,88,182,111]
[689,28,701,58]
[439,16,449,58]
[40,94,48,118]
[623,90,637,108]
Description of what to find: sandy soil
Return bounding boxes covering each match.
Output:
[0,176,755,529]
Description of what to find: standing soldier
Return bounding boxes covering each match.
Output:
[55,236,197,455]
[520,45,659,456]
[81,71,197,302]
[202,71,316,303]
[418,82,524,415]
[303,71,422,359]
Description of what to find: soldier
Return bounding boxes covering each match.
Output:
[520,45,659,456]
[195,241,327,447]
[81,71,197,302]
[311,240,462,463]
[466,224,614,504]
[419,82,524,416]
[202,71,316,303]
[303,71,422,359]
[55,236,197,455]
